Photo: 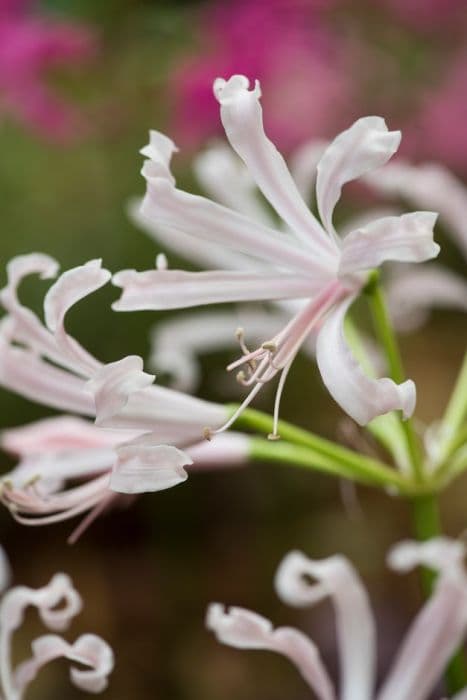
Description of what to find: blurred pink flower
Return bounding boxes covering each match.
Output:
[171,0,356,152]
[0,0,96,140]
[403,52,467,172]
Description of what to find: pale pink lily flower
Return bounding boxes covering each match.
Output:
[0,545,113,698]
[114,74,439,435]
[128,139,322,393]
[207,537,467,700]
[366,159,467,330]
[0,254,248,537]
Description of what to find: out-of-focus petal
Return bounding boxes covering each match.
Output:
[112,269,321,311]
[387,265,467,331]
[339,211,439,275]
[110,437,192,494]
[149,308,287,391]
[1,415,128,457]
[378,538,467,700]
[316,298,416,425]
[365,160,467,260]
[194,141,274,225]
[44,260,110,375]
[186,433,250,470]
[289,139,327,204]
[206,604,335,700]
[275,550,375,700]
[127,197,252,272]
[14,633,114,695]
[214,75,335,259]
[316,117,401,237]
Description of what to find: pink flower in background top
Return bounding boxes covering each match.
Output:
[0,0,96,141]
[171,0,355,152]
[403,52,467,173]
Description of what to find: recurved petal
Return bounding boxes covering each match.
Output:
[316,298,416,425]
[206,604,335,700]
[214,75,334,259]
[339,212,439,276]
[88,356,155,427]
[44,260,111,375]
[110,437,192,494]
[140,129,178,184]
[378,538,467,700]
[275,550,375,700]
[14,633,114,695]
[113,269,321,311]
[316,117,401,236]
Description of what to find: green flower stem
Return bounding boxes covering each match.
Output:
[436,352,467,466]
[231,407,417,494]
[364,271,424,483]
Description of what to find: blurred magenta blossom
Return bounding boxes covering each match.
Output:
[0,0,96,140]
[171,0,356,152]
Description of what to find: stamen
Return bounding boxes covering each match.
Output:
[209,383,263,437]
[269,359,293,440]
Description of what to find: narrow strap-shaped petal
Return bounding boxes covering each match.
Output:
[113,269,321,312]
[206,604,335,700]
[44,260,111,375]
[275,550,375,700]
[89,357,227,441]
[316,297,416,425]
[14,633,114,695]
[110,436,192,494]
[127,197,255,272]
[1,415,129,457]
[387,265,467,331]
[194,141,274,225]
[140,129,178,183]
[339,211,439,275]
[214,75,335,260]
[149,308,288,391]
[141,175,328,275]
[378,538,467,700]
[186,433,250,471]
[0,339,94,415]
[365,160,467,260]
[316,116,401,237]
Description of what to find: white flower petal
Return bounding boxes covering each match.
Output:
[387,265,467,331]
[186,433,250,471]
[127,197,253,272]
[88,356,155,427]
[113,269,320,311]
[316,117,401,236]
[14,633,114,695]
[194,141,274,225]
[275,550,375,700]
[316,298,416,425]
[0,340,94,415]
[140,175,326,275]
[44,260,111,375]
[214,75,334,259]
[378,538,467,700]
[110,437,192,494]
[1,415,128,458]
[140,129,178,183]
[206,604,335,700]
[339,212,439,275]
[365,160,467,260]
